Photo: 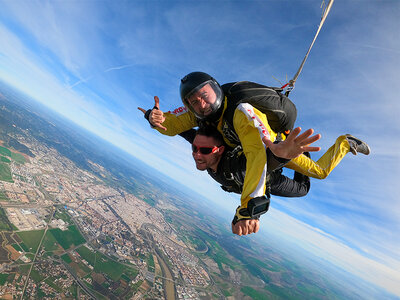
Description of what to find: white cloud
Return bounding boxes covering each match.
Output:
[1,1,104,77]
[262,209,400,296]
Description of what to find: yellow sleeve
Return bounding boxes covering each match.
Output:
[233,104,276,208]
[155,106,197,136]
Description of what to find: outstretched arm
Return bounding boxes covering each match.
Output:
[138,96,197,136]
[262,127,321,159]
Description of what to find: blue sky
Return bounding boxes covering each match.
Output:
[1,0,399,296]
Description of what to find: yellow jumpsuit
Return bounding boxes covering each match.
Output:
[156,100,351,212]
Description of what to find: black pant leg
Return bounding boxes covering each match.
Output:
[270,170,310,197]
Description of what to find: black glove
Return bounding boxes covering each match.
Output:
[232,206,257,225]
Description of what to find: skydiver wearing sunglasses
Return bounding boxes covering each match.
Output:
[179,125,315,236]
[185,127,310,197]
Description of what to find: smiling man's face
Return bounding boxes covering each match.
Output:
[187,83,217,117]
[192,134,224,171]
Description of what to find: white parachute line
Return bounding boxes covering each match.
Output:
[289,0,335,87]
[271,75,284,87]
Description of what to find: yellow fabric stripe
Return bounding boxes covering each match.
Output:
[156,109,197,136]
[233,104,274,208]
[286,135,350,179]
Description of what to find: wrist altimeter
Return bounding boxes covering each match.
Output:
[232,196,270,224]
[247,196,270,218]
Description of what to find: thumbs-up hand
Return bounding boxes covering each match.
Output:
[138,96,167,131]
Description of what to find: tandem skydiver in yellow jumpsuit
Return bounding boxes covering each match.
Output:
[139,72,370,234]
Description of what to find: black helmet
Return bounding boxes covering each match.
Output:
[180,72,224,119]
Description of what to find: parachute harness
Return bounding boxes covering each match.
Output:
[223,145,244,192]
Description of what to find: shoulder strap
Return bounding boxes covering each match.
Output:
[265,173,271,198]
[221,145,244,191]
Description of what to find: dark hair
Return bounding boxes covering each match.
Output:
[196,125,224,145]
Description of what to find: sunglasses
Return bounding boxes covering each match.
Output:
[192,144,220,155]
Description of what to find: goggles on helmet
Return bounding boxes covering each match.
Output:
[183,80,223,119]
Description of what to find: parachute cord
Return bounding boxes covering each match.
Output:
[282,0,335,96]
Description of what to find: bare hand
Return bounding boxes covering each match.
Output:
[232,219,260,236]
[262,127,321,159]
[137,96,167,131]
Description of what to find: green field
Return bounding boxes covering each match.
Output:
[76,245,138,281]
[0,273,8,285]
[25,253,35,260]
[0,146,11,157]
[94,253,126,281]
[10,152,25,164]
[247,257,281,272]
[18,264,31,275]
[222,288,233,297]
[42,230,61,251]
[241,286,269,300]
[69,283,78,298]
[181,234,208,252]
[206,239,237,273]
[0,207,14,231]
[30,268,46,282]
[12,243,23,252]
[19,242,30,252]
[0,162,13,182]
[0,190,9,201]
[76,245,96,266]
[78,261,92,274]
[0,273,14,285]
[264,284,298,299]
[16,229,45,253]
[0,145,25,165]
[147,254,155,271]
[48,225,85,250]
[0,156,11,163]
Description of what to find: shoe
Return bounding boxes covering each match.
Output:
[345,134,370,155]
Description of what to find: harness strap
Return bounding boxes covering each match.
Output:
[223,145,244,191]
[265,173,272,198]
[223,145,274,198]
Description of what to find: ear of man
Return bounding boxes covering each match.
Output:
[218,145,225,155]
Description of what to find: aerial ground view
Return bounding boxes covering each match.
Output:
[1,1,400,299]
[0,82,349,299]
[0,81,359,299]
[0,80,395,300]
